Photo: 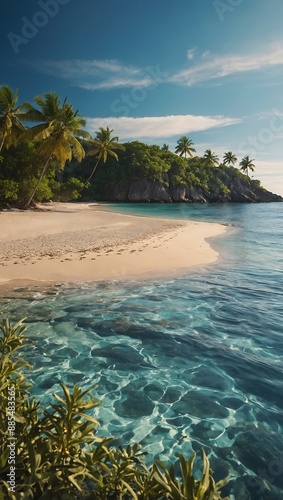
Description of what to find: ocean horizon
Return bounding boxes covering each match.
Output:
[1,202,282,499]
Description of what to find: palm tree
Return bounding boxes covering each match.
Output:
[161,144,169,152]
[0,86,28,153]
[175,136,196,159]
[223,151,237,166]
[239,156,255,180]
[203,149,219,167]
[84,126,125,185]
[24,92,89,207]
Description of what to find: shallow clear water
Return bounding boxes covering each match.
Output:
[1,202,283,499]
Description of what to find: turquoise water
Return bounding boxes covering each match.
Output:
[1,202,283,499]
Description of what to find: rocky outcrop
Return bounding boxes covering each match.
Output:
[105,180,132,201]
[128,179,171,202]
[253,187,283,202]
[96,177,282,203]
[170,186,190,202]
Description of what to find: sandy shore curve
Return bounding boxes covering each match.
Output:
[0,202,226,286]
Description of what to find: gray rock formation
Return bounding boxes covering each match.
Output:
[95,177,282,203]
[128,179,171,202]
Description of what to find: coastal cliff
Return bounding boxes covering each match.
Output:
[92,175,282,204]
[78,141,282,204]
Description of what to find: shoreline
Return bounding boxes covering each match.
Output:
[0,202,227,288]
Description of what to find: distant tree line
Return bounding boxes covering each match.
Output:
[0,85,257,207]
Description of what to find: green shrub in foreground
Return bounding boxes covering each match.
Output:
[0,319,230,499]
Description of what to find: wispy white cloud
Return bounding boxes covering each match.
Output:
[201,51,211,60]
[24,41,283,92]
[25,58,133,77]
[85,114,241,140]
[170,42,283,86]
[187,48,196,61]
[78,77,154,91]
[25,58,159,90]
[257,109,283,120]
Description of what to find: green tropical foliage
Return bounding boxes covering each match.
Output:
[203,149,219,168]
[0,318,230,499]
[80,141,172,199]
[239,156,256,179]
[85,126,125,185]
[23,92,90,207]
[120,141,171,182]
[0,142,55,205]
[0,84,271,207]
[51,176,87,202]
[0,86,28,153]
[223,151,237,167]
[175,136,196,159]
[73,142,266,202]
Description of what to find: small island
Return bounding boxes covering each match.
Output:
[79,140,283,204]
[0,86,282,209]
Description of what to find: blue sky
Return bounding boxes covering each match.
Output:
[1,0,283,195]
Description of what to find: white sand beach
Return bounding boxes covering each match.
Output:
[0,202,226,286]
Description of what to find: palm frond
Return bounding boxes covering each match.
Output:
[107,150,119,161]
[52,139,73,166]
[24,123,55,142]
[67,134,85,162]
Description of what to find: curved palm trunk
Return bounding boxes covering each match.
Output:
[83,157,100,187]
[0,134,6,153]
[246,167,251,182]
[24,153,53,208]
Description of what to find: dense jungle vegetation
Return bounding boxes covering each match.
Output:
[0,85,265,208]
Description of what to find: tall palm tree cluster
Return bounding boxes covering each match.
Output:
[0,86,124,207]
[173,137,255,178]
